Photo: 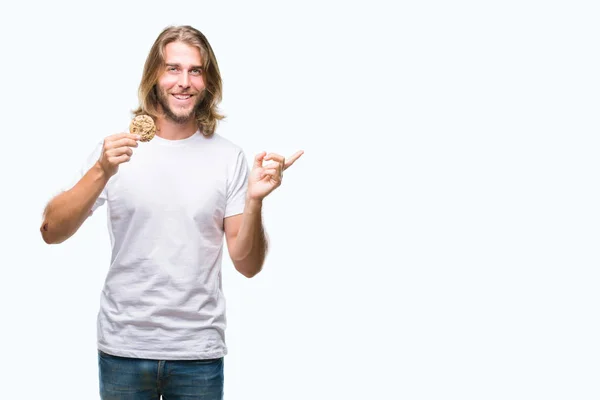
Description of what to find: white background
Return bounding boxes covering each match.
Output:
[1,0,599,399]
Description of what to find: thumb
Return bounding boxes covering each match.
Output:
[253,151,267,168]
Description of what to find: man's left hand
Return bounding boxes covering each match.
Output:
[247,150,304,201]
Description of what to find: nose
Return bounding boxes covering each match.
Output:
[178,72,190,89]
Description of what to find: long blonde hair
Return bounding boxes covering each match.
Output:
[133,25,224,136]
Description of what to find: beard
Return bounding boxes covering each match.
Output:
[156,86,206,124]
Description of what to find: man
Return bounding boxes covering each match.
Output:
[40,25,303,399]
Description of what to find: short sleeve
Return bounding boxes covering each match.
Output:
[225,149,249,218]
[62,141,107,215]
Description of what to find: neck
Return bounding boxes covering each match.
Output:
[155,115,198,140]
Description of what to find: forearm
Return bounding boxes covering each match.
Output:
[41,162,108,244]
[230,198,268,278]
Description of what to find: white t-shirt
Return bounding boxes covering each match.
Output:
[71,130,249,360]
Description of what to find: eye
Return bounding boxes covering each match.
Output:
[190,68,203,75]
[167,66,178,72]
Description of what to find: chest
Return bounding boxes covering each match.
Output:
[105,147,227,226]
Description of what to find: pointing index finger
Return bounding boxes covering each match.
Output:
[283,150,304,170]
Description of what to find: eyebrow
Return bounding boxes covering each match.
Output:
[166,63,203,69]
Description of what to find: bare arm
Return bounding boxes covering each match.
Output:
[223,150,303,278]
[224,199,268,278]
[40,132,140,244]
[40,162,109,244]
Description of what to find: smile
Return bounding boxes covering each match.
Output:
[172,94,193,100]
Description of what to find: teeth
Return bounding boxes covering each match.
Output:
[174,94,191,100]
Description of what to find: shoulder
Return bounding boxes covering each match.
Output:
[204,133,246,159]
[206,133,243,151]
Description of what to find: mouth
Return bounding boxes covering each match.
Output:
[172,93,194,101]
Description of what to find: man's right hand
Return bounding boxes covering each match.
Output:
[97,133,141,178]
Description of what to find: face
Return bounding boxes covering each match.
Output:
[156,41,206,124]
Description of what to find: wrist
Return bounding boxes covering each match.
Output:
[92,161,110,182]
[245,196,263,213]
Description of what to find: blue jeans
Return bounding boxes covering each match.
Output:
[98,350,224,400]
